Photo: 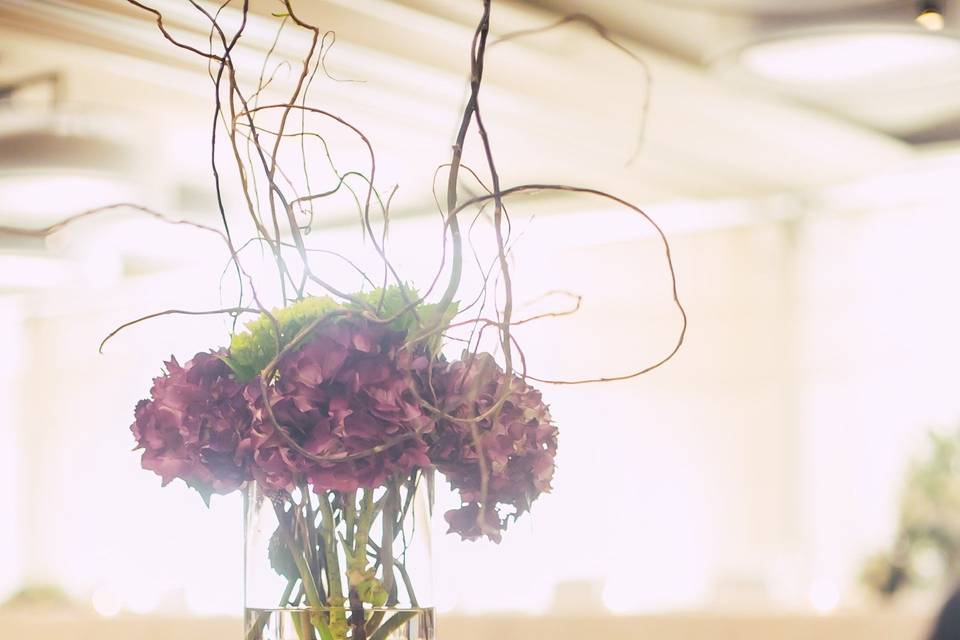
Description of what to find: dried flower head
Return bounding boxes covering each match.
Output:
[131,351,252,503]
[430,352,557,542]
[247,316,433,494]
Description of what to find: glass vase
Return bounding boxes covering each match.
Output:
[244,471,435,640]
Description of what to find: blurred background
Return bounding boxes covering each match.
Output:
[3,0,960,638]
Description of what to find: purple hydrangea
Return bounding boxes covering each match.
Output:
[131,351,253,503]
[246,317,434,494]
[429,353,557,542]
[130,315,557,542]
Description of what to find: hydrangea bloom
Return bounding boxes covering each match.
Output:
[429,353,557,542]
[246,317,434,494]
[129,300,556,548]
[131,351,252,503]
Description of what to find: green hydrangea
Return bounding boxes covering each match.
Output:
[226,296,342,381]
[349,284,458,352]
[225,285,457,381]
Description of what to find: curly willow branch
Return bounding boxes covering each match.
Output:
[490,12,652,165]
[455,183,687,384]
[0,1,686,535]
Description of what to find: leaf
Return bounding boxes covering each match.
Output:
[349,283,420,331]
[268,526,300,581]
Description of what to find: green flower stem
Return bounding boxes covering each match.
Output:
[289,551,325,640]
[396,473,419,539]
[354,490,375,558]
[273,502,329,640]
[368,549,419,610]
[363,610,384,637]
[317,493,349,639]
[277,514,323,609]
[302,489,320,574]
[344,491,357,550]
[361,509,395,637]
[315,621,334,640]
[394,560,419,609]
[368,611,417,640]
[297,611,314,640]
[291,549,323,612]
[295,497,319,591]
[380,485,397,600]
[348,588,368,640]
[366,479,410,638]
[348,490,376,640]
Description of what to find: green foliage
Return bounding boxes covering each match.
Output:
[349,284,420,329]
[1,584,72,609]
[225,285,459,381]
[227,296,341,381]
[859,549,910,597]
[861,428,960,598]
[899,431,960,555]
[349,284,459,355]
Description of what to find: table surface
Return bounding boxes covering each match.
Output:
[0,610,935,640]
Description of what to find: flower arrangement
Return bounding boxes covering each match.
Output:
[131,288,556,542]
[131,288,557,638]
[2,1,686,638]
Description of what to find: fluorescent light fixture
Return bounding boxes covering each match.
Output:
[737,30,960,85]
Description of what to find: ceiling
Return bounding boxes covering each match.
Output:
[528,0,960,141]
[0,0,951,287]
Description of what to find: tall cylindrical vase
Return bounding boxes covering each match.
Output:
[244,470,435,640]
